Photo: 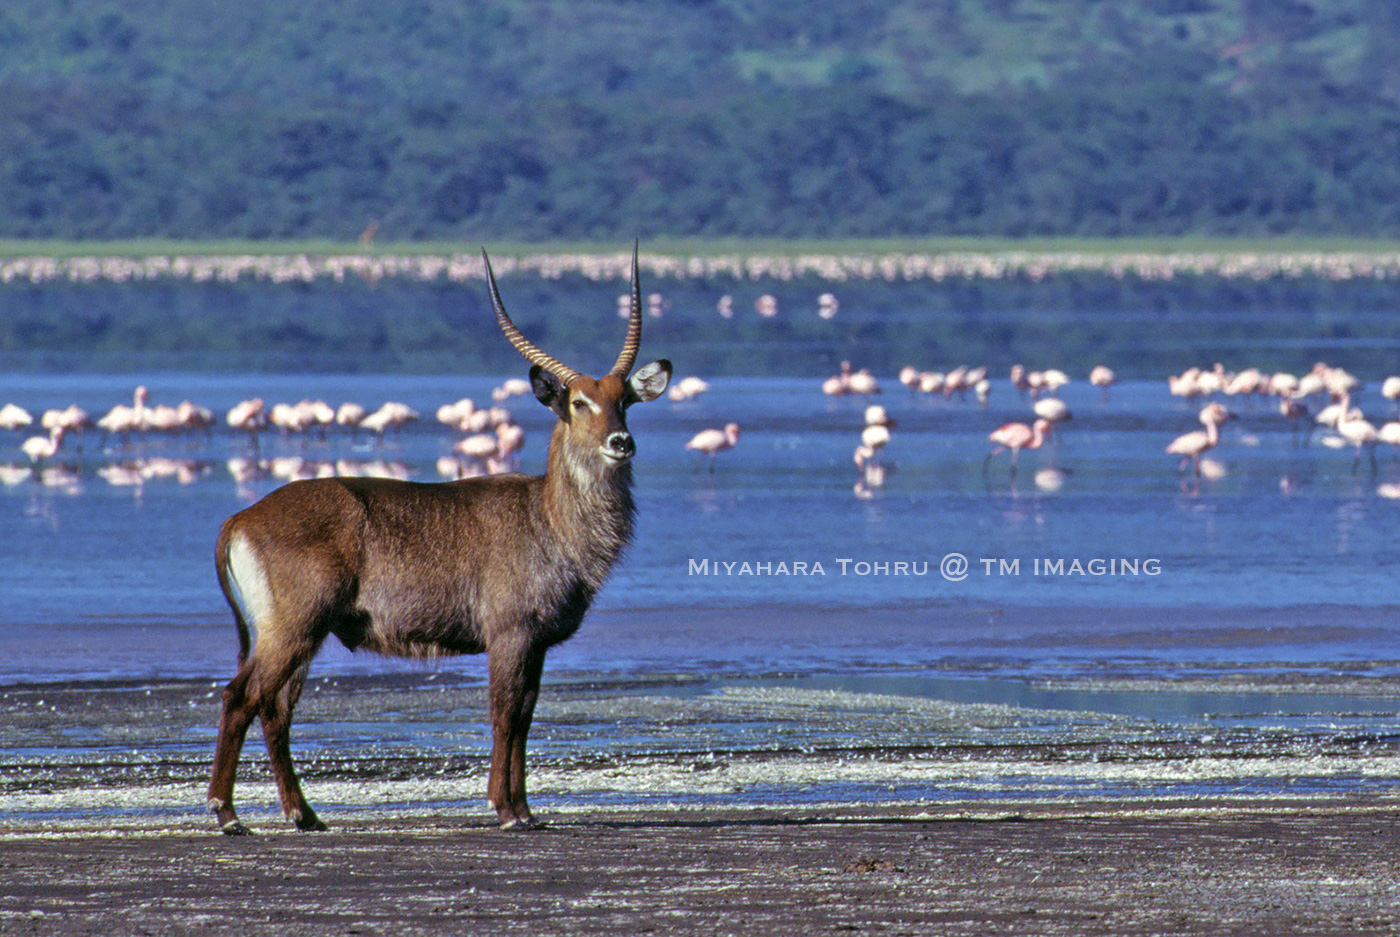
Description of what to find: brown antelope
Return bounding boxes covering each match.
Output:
[207,246,671,833]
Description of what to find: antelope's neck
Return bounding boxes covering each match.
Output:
[541,427,637,588]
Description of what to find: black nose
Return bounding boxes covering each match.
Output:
[607,432,635,458]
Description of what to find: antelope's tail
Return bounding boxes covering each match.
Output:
[214,525,254,667]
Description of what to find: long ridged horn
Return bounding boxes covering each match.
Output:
[482,249,583,386]
[611,241,642,377]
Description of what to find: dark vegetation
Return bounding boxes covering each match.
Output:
[3,0,1400,241]
[5,1,1400,377]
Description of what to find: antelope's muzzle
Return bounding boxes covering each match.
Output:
[604,431,636,461]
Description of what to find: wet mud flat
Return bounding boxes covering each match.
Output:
[1,801,1399,936]
[3,663,1400,933]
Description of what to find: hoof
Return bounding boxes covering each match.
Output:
[499,815,546,832]
[220,820,253,836]
[290,809,328,832]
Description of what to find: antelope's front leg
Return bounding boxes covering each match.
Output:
[486,643,547,830]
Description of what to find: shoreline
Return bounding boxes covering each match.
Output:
[2,799,1398,935]
[5,658,1400,844]
[3,600,1397,688]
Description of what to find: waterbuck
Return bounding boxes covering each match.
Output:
[207,246,671,833]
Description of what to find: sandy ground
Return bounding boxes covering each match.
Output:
[5,606,1400,935]
[1,799,1398,936]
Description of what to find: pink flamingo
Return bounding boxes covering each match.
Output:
[21,426,65,464]
[0,403,32,432]
[1334,393,1378,473]
[359,401,420,442]
[667,376,710,402]
[984,418,1052,476]
[492,378,531,402]
[97,386,151,447]
[177,401,216,439]
[1383,376,1400,407]
[1166,403,1232,475]
[1032,397,1072,424]
[685,422,740,472]
[452,433,504,477]
[846,368,880,396]
[495,421,525,469]
[226,398,266,451]
[268,402,311,436]
[335,402,366,439]
[898,366,921,395]
[853,422,892,470]
[822,362,853,396]
[39,405,93,452]
[1089,364,1116,400]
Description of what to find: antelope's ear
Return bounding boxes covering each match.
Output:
[530,366,570,419]
[626,359,672,406]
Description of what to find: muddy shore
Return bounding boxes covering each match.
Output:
[2,800,1398,936]
[5,603,1400,935]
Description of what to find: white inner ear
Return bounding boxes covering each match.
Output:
[571,391,601,414]
[629,362,671,402]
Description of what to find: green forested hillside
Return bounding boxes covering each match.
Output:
[3,0,1399,241]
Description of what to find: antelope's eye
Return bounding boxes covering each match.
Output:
[572,399,589,411]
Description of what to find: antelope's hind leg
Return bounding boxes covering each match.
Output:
[208,645,322,834]
[208,663,260,835]
[261,662,327,831]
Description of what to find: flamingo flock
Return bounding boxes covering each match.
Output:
[1167,361,1359,405]
[8,359,1400,496]
[12,248,1400,292]
[0,384,492,492]
[445,404,525,477]
[822,361,881,396]
[895,364,991,401]
[1163,361,1400,472]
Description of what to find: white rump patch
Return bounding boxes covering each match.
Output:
[225,533,274,631]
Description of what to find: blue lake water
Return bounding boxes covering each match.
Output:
[5,342,1400,822]
[1,369,1398,686]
